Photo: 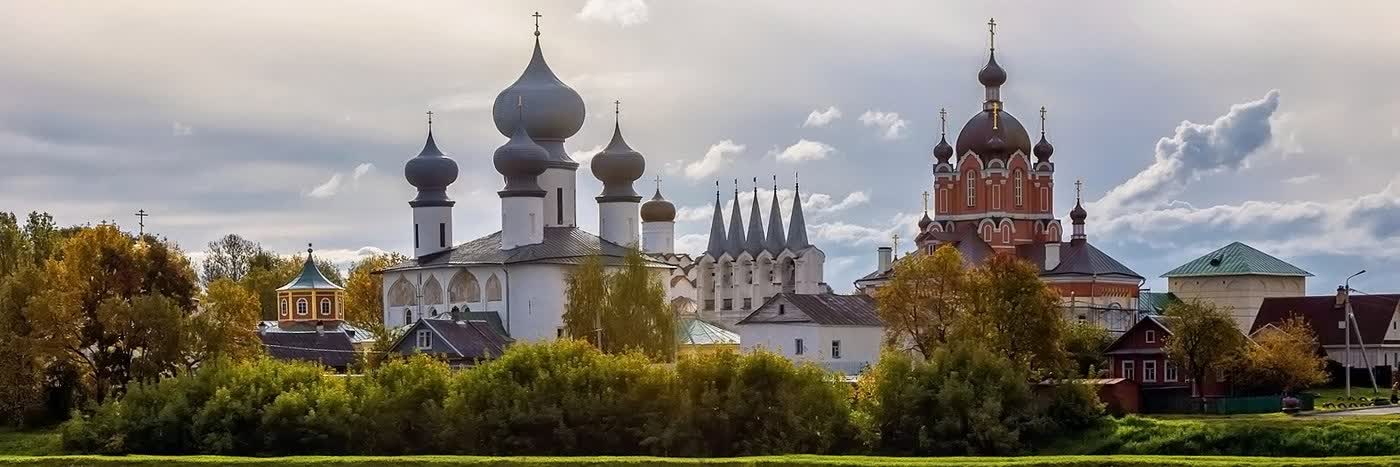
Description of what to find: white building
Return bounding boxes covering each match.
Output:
[736,293,882,375]
[1162,242,1311,333]
[378,25,670,341]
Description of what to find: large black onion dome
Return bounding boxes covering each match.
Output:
[1070,199,1087,223]
[591,121,645,200]
[641,189,676,222]
[492,38,586,146]
[405,130,458,207]
[933,135,954,162]
[955,110,1032,159]
[1034,134,1054,161]
[494,114,549,194]
[978,53,1007,87]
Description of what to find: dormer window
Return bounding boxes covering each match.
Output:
[1145,330,1156,344]
[416,329,431,350]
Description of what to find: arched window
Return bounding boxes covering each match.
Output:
[485,274,503,302]
[422,276,444,305]
[965,173,977,207]
[1040,187,1049,212]
[448,270,481,303]
[296,298,308,316]
[1001,225,1011,244]
[981,224,993,242]
[320,298,332,316]
[1014,170,1024,207]
[403,308,412,324]
[939,188,949,213]
[388,277,415,307]
[279,299,288,317]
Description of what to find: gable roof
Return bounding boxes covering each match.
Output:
[382,227,671,271]
[739,292,880,326]
[857,236,1141,287]
[259,326,356,369]
[677,317,740,346]
[1251,294,1400,346]
[1162,242,1312,278]
[396,318,513,361]
[1104,315,1174,354]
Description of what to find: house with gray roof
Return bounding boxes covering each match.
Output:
[736,293,881,375]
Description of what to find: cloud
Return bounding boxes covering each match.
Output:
[802,106,842,128]
[674,188,870,225]
[858,110,908,140]
[569,144,605,166]
[805,191,870,213]
[1283,174,1319,185]
[352,163,373,181]
[171,121,193,136]
[1094,90,1282,215]
[307,173,343,199]
[577,0,649,26]
[773,139,835,163]
[682,140,745,179]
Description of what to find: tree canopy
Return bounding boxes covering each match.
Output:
[1236,315,1328,394]
[1163,300,1247,398]
[563,249,675,361]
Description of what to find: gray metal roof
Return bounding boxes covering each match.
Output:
[744,186,766,256]
[764,183,786,255]
[382,227,671,271]
[726,190,745,257]
[786,183,810,250]
[705,190,727,256]
[738,293,880,326]
[677,317,740,346]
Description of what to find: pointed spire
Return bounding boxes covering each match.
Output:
[705,181,727,256]
[745,177,766,256]
[786,174,809,251]
[1034,105,1055,161]
[978,18,1007,92]
[1071,179,1088,242]
[726,179,745,257]
[765,175,786,255]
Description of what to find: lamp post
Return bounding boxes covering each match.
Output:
[1340,270,1374,397]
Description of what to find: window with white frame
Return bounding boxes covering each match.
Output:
[1014,170,1024,207]
[832,340,842,359]
[1165,362,1178,382]
[319,298,332,316]
[795,338,805,356]
[1143,360,1157,382]
[279,299,288,317]
[296,298,308,316]
[1145,330,1156,344]
[965,174,977,207]
[1121,360,1135,381]
[415,329,431,350]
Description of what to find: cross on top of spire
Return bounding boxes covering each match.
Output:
[988,17,997,52]
[426,110,433,130]
[654,175,661,191]
[1040,106,1047,136]
[1075,179,1084,202]
[922,191,930,212]
[533,11,542,37]
[614,100,621,119]
[307,242,314,255]
[991,102,1001,130]
[939,107,948,136]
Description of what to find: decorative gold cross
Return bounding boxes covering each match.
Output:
[922,191,930,212]
[991,102,1001,130]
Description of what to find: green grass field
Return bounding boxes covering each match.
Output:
[3,455,1400,466]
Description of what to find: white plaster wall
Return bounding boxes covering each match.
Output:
[1169,275,1306,333]
[738,323,883,375]
[381,266,510,329]
[411,205,453,258]
[503,263,571,342]
[642,221,674,254]
[539,168,577,227]
[598,201,639,247]
[501,196,544,249]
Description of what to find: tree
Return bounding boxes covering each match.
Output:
[562,250,674,361]
[1238,316,1328,394]
[871,245,973,358]
[1163,300,1246,400]
[343,252,409,328]
[184,278,263,370]
[1064,321,1113,377]
[966,253,1069,375]
[0,212,47,424]
[201,234,264,286]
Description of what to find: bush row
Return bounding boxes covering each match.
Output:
[60,341,1102,457]
[1098,416,1400,457]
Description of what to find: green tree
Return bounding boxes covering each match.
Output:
[200,234,264,286]
[0,212,48,424]
[872,246,972,358]
[344,252,408,328]
[563,250,674,361]
[1164,300,1246,400]
[966,253,1069,375]
[1237,316,1328,394]
[184,278,263,370]
[1064,321,1113,377]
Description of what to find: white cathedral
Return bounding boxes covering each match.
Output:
[377,22,828,341]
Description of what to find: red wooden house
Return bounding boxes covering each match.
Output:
[1104,316,1229,409]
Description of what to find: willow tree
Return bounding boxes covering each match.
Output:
[563,250,673,361]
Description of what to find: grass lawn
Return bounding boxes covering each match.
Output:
[4,455,1400,466]
[0,430,59,457]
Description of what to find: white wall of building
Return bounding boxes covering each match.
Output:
[643,221,674,254]
[539,168,577,228]
[738,323,882,375]
[598,201,639,247]
[1169,275,1306,332]
[411,205,453,258]
[501,196,544,249]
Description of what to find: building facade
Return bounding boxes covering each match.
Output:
[1163,242,1311,333]
[736,293,882,375]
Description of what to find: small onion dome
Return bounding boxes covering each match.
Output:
[978,53,1007,87]
[641,189,676,222]
[918,212,933,230]
[590,121,646,200]
[1070,199,1088,224]
[492,38,585,148]
[933,135,954,163]
[493,114,550,194]
[955,109,1032,159]
[1034,134,1054,161]
[405,129,459,207]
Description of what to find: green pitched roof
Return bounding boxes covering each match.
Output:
[1137,291,1180,315]
[277,250,343,291]
[676,317,739,346]
[1161,242,1311,278]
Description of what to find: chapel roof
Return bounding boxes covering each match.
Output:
[277,246,344,291]
[738,292,880,327]
[1162,242,1312,278]
[381,227,672,271]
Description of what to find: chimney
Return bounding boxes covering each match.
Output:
[451,307,462,322]
[878,246,893,273]
[1044,243,1061,271]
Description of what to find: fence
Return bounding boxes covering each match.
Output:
[1142,390,1315,414]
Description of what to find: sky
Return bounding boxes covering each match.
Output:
[4,1,1400,295]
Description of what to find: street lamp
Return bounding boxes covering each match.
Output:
[1341,270,1376,397]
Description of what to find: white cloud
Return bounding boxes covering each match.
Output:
[774,139,835,163]
[430,90,495,112]
[577,0,649,26]
[858,110,908,140]
[1094,90,1282,216]
[683,140,745,179]
[171,121,193,136]
[352,163,373,181]
[802,106,842,128]
[675,234,708,255]
[569,144,606,167]
[307,173,343,199]
[1283,174,1319,185]
[805,191,870,213]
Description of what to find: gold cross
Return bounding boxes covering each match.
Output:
[922,191,930,212]
[991,102,1001,130]
[988,18,997,51]
[533,12,542,36]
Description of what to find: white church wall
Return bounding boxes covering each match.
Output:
[643,221,674,253]
[539,168,577,227]
[598,201,639,247]
[503,263,570,342]
[738,323,883,375]
[411,205,453,258]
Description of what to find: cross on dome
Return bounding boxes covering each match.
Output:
[1075,179,1083,202]
[1039,106,1047,136]
[988,18,997,51]
[939,107,948,136]
[922,191,930,212]
[533,11,542,37]
[991,102,1001,130]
